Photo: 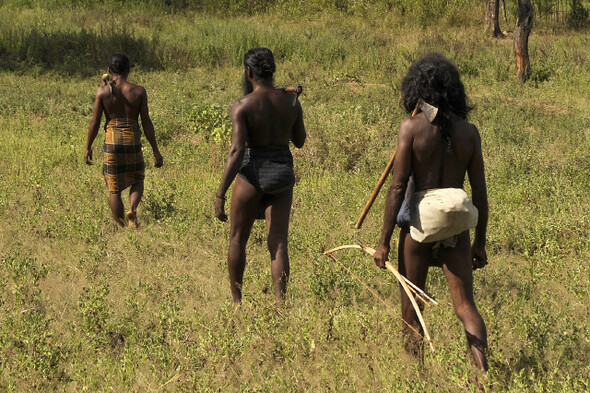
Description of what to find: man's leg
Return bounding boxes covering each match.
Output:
[109,192,126,227]
[129,181,144,213]
[127,181,144,227]
[439,231,489,371]
[264,188,293,304]
[398,227,430,356]
[228,177,260,303]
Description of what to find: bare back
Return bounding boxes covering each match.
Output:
[235,87,304,147]
[393,112,483,194]
[385,110,488,265]
[99,80,146,121]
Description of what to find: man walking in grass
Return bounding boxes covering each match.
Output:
[85,53,163,227]
[215,48,306,304]
[373,53,489,371]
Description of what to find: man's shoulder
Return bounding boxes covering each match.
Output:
[231,95,253,120]
[127,82,146,95]
[451,120,481,152]
[461,120,480,139]
[450,115,478,135]
[233,94,249,105]
[399,113,428,137]
[232,94,256,111]
[96,84,110,97]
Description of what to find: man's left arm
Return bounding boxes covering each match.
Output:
[139,88,163,167]
[290,100,306,148]
[467,126,488,269]
[374,118,413,268]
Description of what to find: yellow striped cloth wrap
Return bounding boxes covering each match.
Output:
[102,118,145,193]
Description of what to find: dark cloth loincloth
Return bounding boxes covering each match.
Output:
[238,145,295,194]
[102,118,145,193]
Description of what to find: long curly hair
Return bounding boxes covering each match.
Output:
[243,47,276,82]
[401,53,472,141]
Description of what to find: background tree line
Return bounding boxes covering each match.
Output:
[2,0,588,28]
[1,0,587,83]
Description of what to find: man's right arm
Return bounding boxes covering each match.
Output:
[215,99,248,221]
[85,88,104,164]
[467,126,489,269]
[374,118,413,268]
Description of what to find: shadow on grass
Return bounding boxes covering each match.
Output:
[0,27,185,76]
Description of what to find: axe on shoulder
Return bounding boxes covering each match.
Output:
[275,85,303,105]
[355,99,438,229]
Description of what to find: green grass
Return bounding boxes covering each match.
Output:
[1,2,590,392]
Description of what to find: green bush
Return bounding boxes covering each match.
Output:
[188,103,232,143]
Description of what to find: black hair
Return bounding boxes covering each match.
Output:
[401,53,472,141]
[243,47,276,82]
[109,53,130,75]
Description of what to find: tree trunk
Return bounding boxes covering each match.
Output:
[514,0,534,83]
[485,0,504,37]
[500,0,507,22]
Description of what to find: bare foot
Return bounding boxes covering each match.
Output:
[126,210,139,229]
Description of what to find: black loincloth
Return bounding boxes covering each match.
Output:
[238,145,295,194]
[238,145,295,219]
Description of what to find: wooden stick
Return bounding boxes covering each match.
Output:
[276,85,303,95]
[325,244,435,352]
[283,85,302,95]
[102,73,112,94]
[355,107,419,229]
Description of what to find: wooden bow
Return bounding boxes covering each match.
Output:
[324,244,436,352]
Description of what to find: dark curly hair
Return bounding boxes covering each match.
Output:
[401,53,472,141]
[243,47,276,82]
[108,53,130,75]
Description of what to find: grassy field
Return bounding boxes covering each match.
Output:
[1,1,590,391]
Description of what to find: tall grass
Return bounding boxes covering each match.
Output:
[0,1,590,392]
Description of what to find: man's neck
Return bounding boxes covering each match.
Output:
[251,79,273,91]
[112,74,128,83]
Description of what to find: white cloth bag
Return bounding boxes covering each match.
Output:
[409,188,479,243]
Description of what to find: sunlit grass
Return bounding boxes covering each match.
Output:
[1,1,590,391]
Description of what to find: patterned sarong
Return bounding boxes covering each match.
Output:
[102,118,145,193]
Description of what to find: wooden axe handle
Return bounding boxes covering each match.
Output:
[277,85,303,95]
[355,106,420,229]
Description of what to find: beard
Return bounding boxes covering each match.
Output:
[242,74,253,95]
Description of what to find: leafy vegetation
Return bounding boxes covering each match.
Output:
[1,0,589,391]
